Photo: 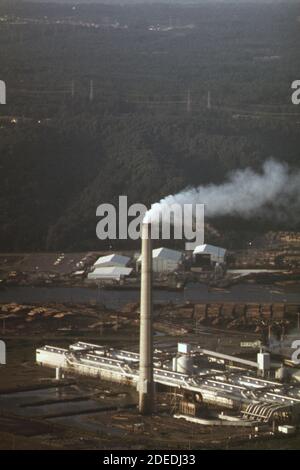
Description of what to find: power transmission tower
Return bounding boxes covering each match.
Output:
[89,79,94,102]
[207,90,211,110]
[187,89,191,113]
[71,80,75,99]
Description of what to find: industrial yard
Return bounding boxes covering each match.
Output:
[0,231,299,289]
[1,316,300,450]
[0,232,300,450]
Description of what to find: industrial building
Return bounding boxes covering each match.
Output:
[137,247,183,273]
[193,244,226,267]
[87,266,133,281]
[36,225,300,428]
[35,224,300,434]
[93,254,131,268]
[87,253,132,281]
[36,341,300,426]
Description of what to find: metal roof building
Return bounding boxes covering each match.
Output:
[87,266,133,281]
[93,254,130,268]
[193,244,226,264]
[137,247,183,273]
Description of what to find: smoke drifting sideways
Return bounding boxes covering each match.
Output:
[144,159,300,225]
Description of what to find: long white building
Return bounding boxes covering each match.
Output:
[36,341,300,424]
[87,266,133,281]
[87,253,132,281]
[137,247,183,273]
[93,254,131,268]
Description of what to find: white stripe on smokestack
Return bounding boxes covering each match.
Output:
[138,222,154,414]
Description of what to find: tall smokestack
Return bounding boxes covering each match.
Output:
[138,222,154,414]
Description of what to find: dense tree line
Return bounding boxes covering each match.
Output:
[0,1,299,251]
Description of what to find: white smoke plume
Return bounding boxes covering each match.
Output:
[144,159,300,223]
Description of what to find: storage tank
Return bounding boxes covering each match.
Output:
[176,355,193,374]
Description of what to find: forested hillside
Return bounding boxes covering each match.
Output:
[0,1,299,251]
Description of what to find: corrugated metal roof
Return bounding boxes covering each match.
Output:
[152,247,182,261]
[193,244,226,257]
[93,254,130,267]
[88,266,133,280]
[137,247,182,263]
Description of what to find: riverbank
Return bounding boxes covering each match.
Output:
[0,282,300,309]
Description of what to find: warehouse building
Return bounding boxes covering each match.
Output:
[93,254,131,268]
[88,253,132,281]
[137,247,183,273]
[193,244,226,267]
[87,266,133,281]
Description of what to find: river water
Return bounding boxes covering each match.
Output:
[0,283,299,308]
